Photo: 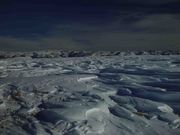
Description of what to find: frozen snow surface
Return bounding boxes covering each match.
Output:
[0,54,180,135]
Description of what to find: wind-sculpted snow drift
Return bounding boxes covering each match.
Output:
[0,54,180,135]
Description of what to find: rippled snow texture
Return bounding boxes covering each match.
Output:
[0,55,180,135]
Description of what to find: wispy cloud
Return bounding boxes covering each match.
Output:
[0,0,180,51]
[1,13,179,51]
[132,14,180,33]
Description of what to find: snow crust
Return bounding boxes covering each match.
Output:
[0,54,180,135]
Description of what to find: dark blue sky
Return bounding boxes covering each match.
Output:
[0,0,180,51]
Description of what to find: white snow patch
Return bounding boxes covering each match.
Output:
[27,107,39,115]
[158,105,173,113]
[77,76,98,82]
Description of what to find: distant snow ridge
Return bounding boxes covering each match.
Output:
[0,54,180,135]
[0,50,180,59]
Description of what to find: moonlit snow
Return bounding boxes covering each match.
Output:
[0,54,180,135]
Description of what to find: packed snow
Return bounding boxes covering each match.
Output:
[0,54,180,135]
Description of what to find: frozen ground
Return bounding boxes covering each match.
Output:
[0,54,180,135]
